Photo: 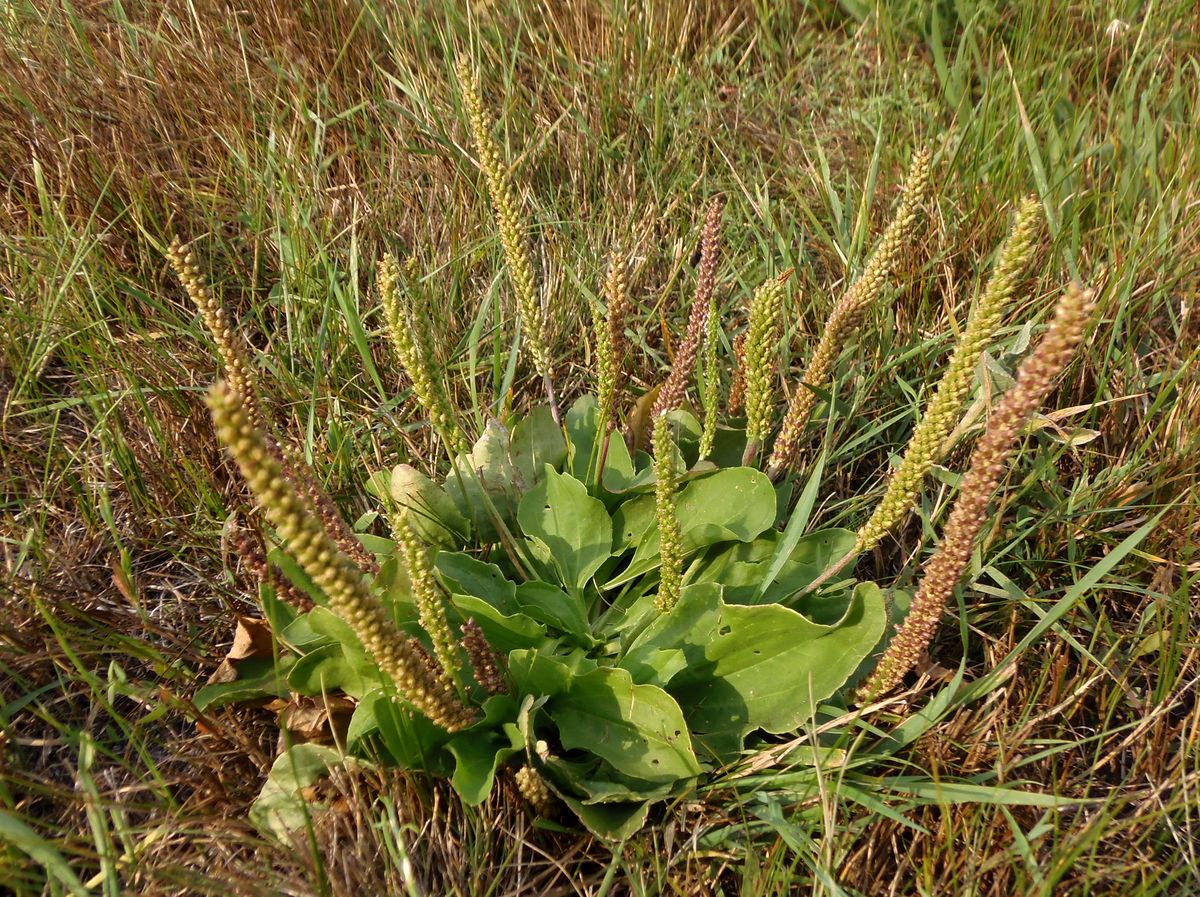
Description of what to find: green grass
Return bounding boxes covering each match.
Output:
[2,1,1199,894]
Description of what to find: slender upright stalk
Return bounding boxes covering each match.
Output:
[767,149,932,481]
[856,284,1094,702]
[378,254,469,457]
[809,197,1042,590]
[652,195,725,418]
[207,382,476,730]
[653,414,684,613]
[741,270,793,466]
[456,58,558,420]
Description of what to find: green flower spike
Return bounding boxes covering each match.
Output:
[378,254,469,457]
[768,148,932,481]
[396,512,464,696]
[811,197,1043,591]
[855,197,1042,552]
[207,382,476,732]
[456,58,558,419]
[741,269,793,465]
[653,414,684,613]
[698,289,721,459]
[595,252,632,438]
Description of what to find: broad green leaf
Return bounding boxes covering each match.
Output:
[287,642,381,699]
[346,693,380,755]
[365,689,452,772]
[599,432,639,494]
[664,408,703,467]
[565,394,603,481]
[388,464,471,548]
[436,553,519,615]
[512,693,654,840]
[549,666,701,783]
[450,594,546,651]
[447,733,520,804]
[564,394,638,491]
[692,528,857,607]
[607,468,777,586]
[510,405,567,486]
[508,648,596,696]
[669,582,888,758]
[517,468,612,592]
[249,744,341,841]
[444,698,521,804]
[620,583,723,686]
[445,420,521,541]
[556,794,651,842]
[515,580,592,641]
[193,656,294,710]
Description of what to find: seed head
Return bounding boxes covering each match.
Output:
[595,252,632,435]
[396,513,462,695]
[854,196,1042,554]
[456,58,550,380]
[742,270,792,461]
[698,290,722,459]
[514,765,557,816]
[461,619,508,696]
[653,195,725,418]
[168,238,263,427]
[768,148,932,479]
[207,382,476,730]
[653,414,684,613]
[856,283,1094,702]
[378,254,468,457]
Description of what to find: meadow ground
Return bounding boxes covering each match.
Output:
[2,2,1199,894]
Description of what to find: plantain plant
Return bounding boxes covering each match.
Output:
[180,62,1096,841]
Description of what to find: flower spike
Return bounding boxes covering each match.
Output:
[856,283,1094,702]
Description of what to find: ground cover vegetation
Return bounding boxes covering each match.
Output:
[2,2,1198,895]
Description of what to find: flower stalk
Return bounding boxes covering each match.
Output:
[741,269,793,465]
[168,238,264,427]
[653,414,684,613]
[698,290,721,458]
[207,381,476,731]
[172,237,376,574]
[767,148,932,481]
[809,197,1042,590]
[378,254,469,457]
[652,195,725,418]
[456,58,558,420]
[462,619,509,696]
[856,283,1094,702]
[595,252,632,438]
[396,513,464,697]
[727,333,748,416]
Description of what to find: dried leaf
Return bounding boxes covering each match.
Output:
[204,617,275,686]
[279,695,357,744]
